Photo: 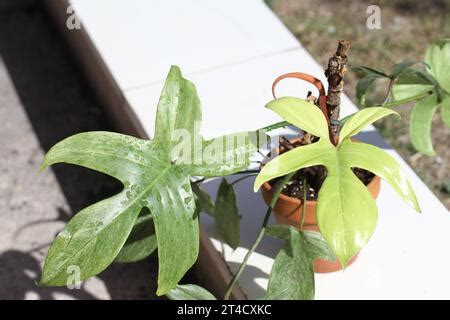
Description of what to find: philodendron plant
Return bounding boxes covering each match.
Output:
[354,39,450,156]
[40,41,422,300]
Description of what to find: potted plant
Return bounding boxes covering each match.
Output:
[39,40,424,300]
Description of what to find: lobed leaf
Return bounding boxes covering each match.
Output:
[265,97,329,139]
[115,208,157,263]
[40,66,257,295]
[339,107,399,141]
[253,139,333,192]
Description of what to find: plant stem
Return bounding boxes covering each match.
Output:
[381,91,432,108]
[325,40,351,145]
[300,177,307,230]
[223,172,295,300]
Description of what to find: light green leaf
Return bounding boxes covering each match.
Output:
[316,166,377,267]
[266,97,329,139]
[441,95,450,128]
[392,68,435,101]
[338,139,421,212]
[410,95,438,156]
[214,179,240,249]
[192,183,215,217]
[40,66,255,295]
[167,284,216,300]
[425,39,450,92]
[255,106,420,266]
[339,107,399,141]
[253,139,333,192]
[115,208,157,263]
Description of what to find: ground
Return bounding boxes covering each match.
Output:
[0,0,173,299]
[268,0,450,209]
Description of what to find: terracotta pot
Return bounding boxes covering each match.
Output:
[261,139,381,273]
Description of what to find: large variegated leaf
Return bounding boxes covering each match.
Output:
[254,103,420,266]
[167,284,216,300]
[115,208,157,263]
[265,226,334,300]
[40,66,258,295]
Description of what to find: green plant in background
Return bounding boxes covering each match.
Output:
[354,39,450,156]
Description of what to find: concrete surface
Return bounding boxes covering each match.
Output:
[0,0,166,300]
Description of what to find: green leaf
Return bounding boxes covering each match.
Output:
[214,179,240,249]
[392,68,435,101]
[253,139,333,192]
[265,226,333,300]
[180,131,259,177]
[390,60,420,79]
[40,66,257,295]
[115,208,157,263]
[410,94,438,156]
[265,97,329,139]
[440,94,450,128]
[425,39,450,92]
[339,107,399,141]
[352,65,388,78]
[192,183,215,217]
[338,139,421,212]
[166,284,216,300]
[316,162,377,267]
[356,74,380,107]
[255,107,420,266]
[153,66,201,151]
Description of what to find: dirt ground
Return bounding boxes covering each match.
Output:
[269,0,450,209]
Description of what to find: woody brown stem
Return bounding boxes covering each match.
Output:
[325,40,351,145]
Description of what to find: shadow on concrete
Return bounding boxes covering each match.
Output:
[0,0,167,299]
